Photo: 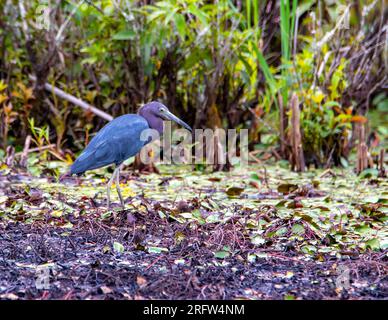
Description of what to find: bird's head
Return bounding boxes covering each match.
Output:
[138,101,192,134]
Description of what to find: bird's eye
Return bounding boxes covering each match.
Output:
[159,108,164,112]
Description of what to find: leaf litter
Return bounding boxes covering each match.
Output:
[0,162,387,299]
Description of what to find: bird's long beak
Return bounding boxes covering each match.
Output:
[164,110,192,132]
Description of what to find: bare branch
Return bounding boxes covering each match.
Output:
[55,0,85,45]
[29,75,113,121]
[18,0,30,40]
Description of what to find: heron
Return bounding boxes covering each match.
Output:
[68,101,192,209]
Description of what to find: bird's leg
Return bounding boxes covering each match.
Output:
[115,164,125,209]
[106,168,118,209]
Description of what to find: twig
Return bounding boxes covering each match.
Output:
[248,151,261,164]
[15,144,56,157]
[263,167,269,188]
[55,0,86,45]
[315,4,351,50]
[378,149,386,177]
[325,144,336,169]
[5,146,15,167]
[29,75,113,121]
[145,254,165,271]
[20,135,32,167]
[356,124,369,174]
[278,93,286,158]
[18,0,30,41]
[290,93,305,172]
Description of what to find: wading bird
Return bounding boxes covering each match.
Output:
[69,101,192,209]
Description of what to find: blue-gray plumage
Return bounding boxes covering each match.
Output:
[68,101,191,209]
[70,114,149,175]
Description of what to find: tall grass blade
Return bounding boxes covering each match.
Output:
[246,0,251,28]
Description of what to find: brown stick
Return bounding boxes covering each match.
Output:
[15,144,56,157]
[5,145,15,167]
[290,93,305,172]
[213,134,220,171]
[19,135,31,167]
[356,124,369,174]
[29,75,113,121]
[278,93,286,158]
[379,149,386,177]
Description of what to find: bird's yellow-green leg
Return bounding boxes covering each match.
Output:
[107,167,119,209]
[115,164,125,209]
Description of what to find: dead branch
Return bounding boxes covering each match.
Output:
[29,75,113,121]
[55,1,85,45]
[5,145,15,167]
[378,149,386,177]
[278,93,287,158]
[356,124,369,174]
[15,144,56,157]
[20,135,32,167]
[290,93,305,172]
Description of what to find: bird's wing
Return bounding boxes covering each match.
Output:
[70,116,149,174]
[70,139,114,174]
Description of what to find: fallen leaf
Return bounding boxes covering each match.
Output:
[226,187,245,197]
[277,183,298,194]
[100,286,113,294]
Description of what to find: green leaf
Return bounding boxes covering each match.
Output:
[113,242,125,253]
[226,187,245,197]
[188,4,208,26]
[206,214,220,223]
[275,227,288,237]
[277,183,298,194]
[292,223,305,235]
[112,30,136,40]
[214,251,230,259]
[252,44,277,94]
[81,57,98,65]
[355,225,373,235]
[301,245,317,254]
[173,13,186,39]
[250,173,261,181]
[148,10,165,22]
[340,157,348,168]
[359,168,378,179]
[148,246,168,254]
[323,101,341,108]
[365,238,380,250]
[51,210,62,218]
[183,47,205,69]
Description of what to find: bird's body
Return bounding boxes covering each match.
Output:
[70,114,149,175]
[68,101,192,209]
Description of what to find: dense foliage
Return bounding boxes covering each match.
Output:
[0,0,386,168]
